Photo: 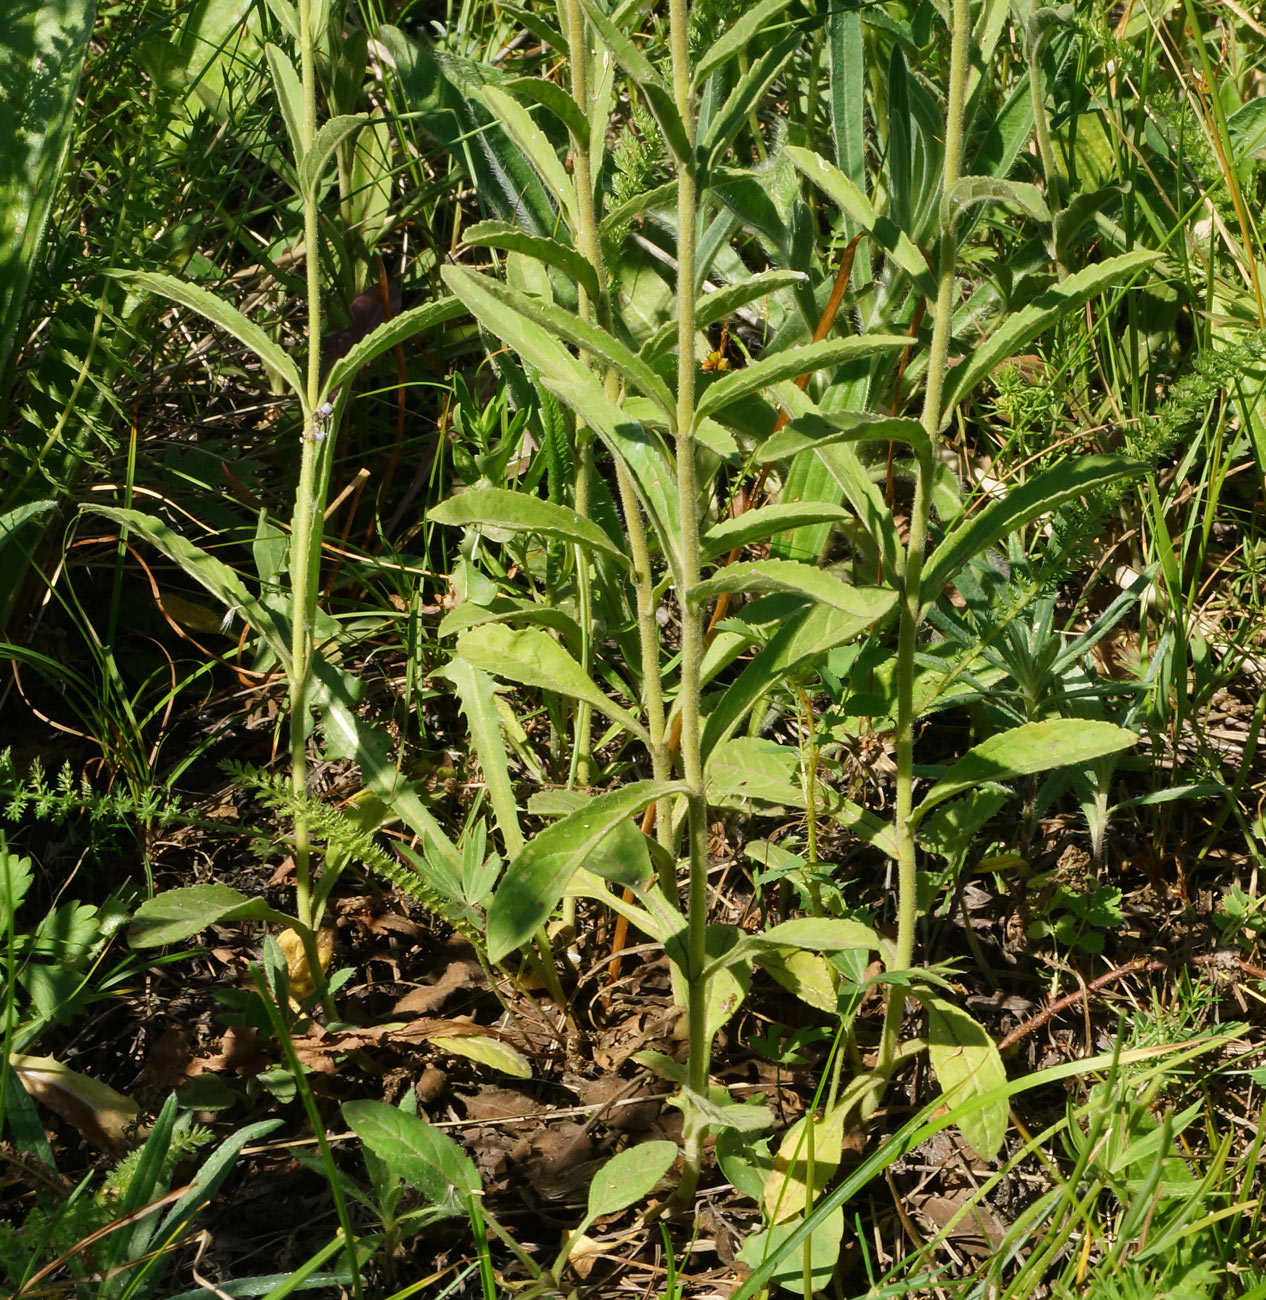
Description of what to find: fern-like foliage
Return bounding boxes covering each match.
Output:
[222,762,483,942]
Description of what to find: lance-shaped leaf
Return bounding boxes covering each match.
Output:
[84,506,292,670]
[503,75,589,151]
[947,175,1049,223]
[487,781,681,961]
[700,599,900,759]
[442,268,680,564]
[0,0,93,388]
[703,34,801,168]
[914,719,1137,824]
[941,250,1161,413]
[577,0,689,162]
[696,334,909,422]
[430,487,627,564]
[437,655,524,858]
[701,503,851,561]
[587,1142,679,1218]
[265,43,304,164]
[457,623,649,745]
[758,409,930,462]
[921,994,1008,1161]
[693,0,797,84]
[786,146,937,295]
[480,84,579,230]
[463,219,599,304]
[129,883,294,948]
[444,265,674,420]
[642,269,808,363]
[112,270,303,398]
[378,25,556,234]
[297,112,367,198]
[920,455,1143,607]
[692,559,897,620]
[322,296,463,400]
[542,371,682,576]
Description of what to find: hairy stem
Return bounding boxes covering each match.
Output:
[666,0,711,1212]
[878,0,970,1078]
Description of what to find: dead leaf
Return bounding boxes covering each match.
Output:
[277,925,335,1007]
[11,1054,142,1155]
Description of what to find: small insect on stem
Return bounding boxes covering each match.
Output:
[305,401,335,444]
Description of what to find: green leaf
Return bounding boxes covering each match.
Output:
[738,1206,844,1294]
[503,75,589,151]
[378,26,556,235]
[642,269,807,363]
[755,917,881,954]
[702,34,801,168]
[128,883,293,948]
[701,600,899,758]
[587,1141,679,1218]
[922,994,1008,1161]
[309,660,463,876]
[443,266,675,421]
[693,559,899,621]
[463,219,599,304]
[941,250,1161,413]
[113,270,304,398]
[429,487,627,563]
[343,1099,481,1201]
[707,737,803,807]
[758,409,929,462]
[0,499,57,547]
[1228,97,1266,161]
[322,296,463,400]
[486,781,680,962]
[915,720,1137,823]
[575,0,688,163]
[947,175,1049,222]
[828,3,865,238]
[701,504,851,561]
[437,656,523,858]
[297,112,366,198]
[920,455,1143,607]
[456,623,649,745]
[785,145,936,294]
[764,1106,851,1222]
[480,85,579,230]
[693,0,795,84]
[696,334,909,422]
[0,849,33,924]
[543,373,681,561]
[429,1035,532,1078]
[82,506,292,669]
[264,43,304,163]
[0,0,93,387]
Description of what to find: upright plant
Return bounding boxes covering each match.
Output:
[87,2,467,990]
[430,0,1162,1216]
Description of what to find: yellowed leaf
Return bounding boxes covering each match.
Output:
[10,1054,141,1154]
[763,1103,850,1223]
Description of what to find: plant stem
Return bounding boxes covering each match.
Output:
[878,0,970,1079]
[666,0,710,1210]
[289,0,332,972]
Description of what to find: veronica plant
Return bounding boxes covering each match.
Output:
[82,0,465,1001]
[422,0,1159,1212]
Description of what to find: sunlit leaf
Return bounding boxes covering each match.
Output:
[430,486,627,563]
[914,719,1136,822]
[487,781,680,961]
[587,1141,679,1218]
[921,994,1008,1161]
